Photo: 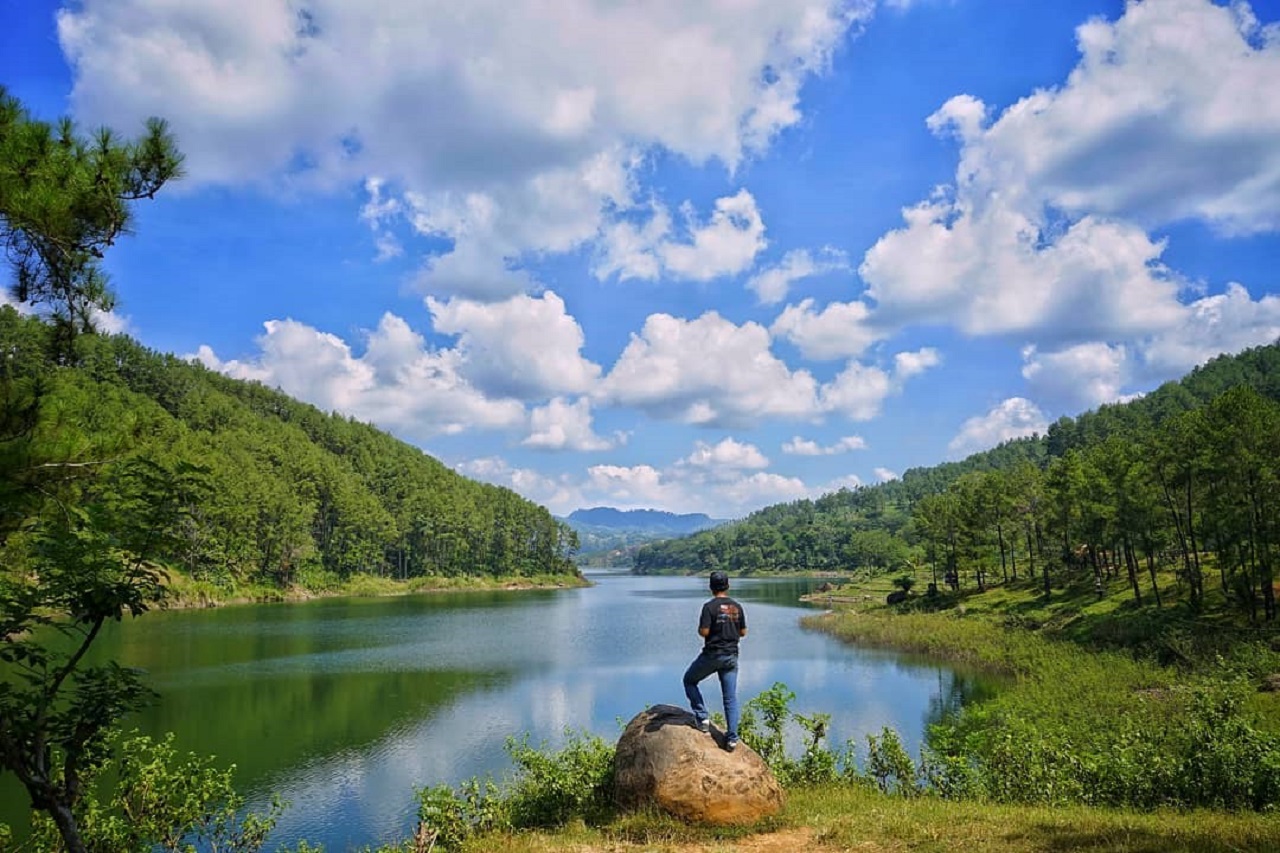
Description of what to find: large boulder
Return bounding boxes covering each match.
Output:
[613,704,785,825]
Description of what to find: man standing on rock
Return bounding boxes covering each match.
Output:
[683,571,747,751]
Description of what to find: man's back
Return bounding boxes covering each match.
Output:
[699,595,746,655]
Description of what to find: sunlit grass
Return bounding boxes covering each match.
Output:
[410,786,1280,852]
[794,785,1280,853]
[162,570,588,608]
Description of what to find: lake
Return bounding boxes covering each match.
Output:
[1,572,993,848]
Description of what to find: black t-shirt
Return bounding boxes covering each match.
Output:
[699,596,746,655]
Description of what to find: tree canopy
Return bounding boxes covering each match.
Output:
[0,84,182,336]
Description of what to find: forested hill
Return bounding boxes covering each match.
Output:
[634,339,1280,586]
[0,309,580,588]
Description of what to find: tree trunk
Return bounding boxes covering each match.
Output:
[1024,523,1035,581]
[1185,477,1204,606]
[996,523,1008,583]
[47,801,87,853]
[1144,546,1162,608]
[1123,539,1141,605]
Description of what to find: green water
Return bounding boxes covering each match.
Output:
[2,573,995,849]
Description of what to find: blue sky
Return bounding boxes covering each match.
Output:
[3,0,1278,518]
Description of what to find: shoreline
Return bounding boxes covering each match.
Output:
[161,571,591,610]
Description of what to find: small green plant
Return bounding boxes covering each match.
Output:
[28,730,283,852]
[740,682,795,772]
[865,727,921,796]
[415,728,616,850]
[416,778,503,851]
[504,729,615,827]
[791,711,838,784]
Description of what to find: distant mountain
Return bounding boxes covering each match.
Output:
[568,507,724,532]
[564,507,728,563]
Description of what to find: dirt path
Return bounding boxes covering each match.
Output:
[574,827,826,852]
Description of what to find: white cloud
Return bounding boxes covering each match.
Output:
[782,435,866,455]
[948,397,1048,458]
[1021,342,1130,412]
[405,151,633,299]
[522,397,619,451]
[456,457,582,514]
[584,464,674,509]
[860,0,1280,346]
[192,314,526,440]
[360,176,401,227]
[819,347,939,420]
[1139,283,1280,379]
[582,461,811,517]
[661,190,767,281]
[716,471,813,508]
[599,311,821,426]
[747,247,849,304]
[1019,284,1280,412]
[599,311,937,428]
[861,192,1186,339]
[873,467,898,482]
[60,1,868,178]
[681,438,770,469]
[90,306,133,337]
[894,346,941,379]
[592,202,672,281]
[459,427,881,518]
[373,233,403,262]
[594,190,768,283]
[427,291,601,399]
[974,0,1280,235]
[819,361,893,421]
[59,0,869,299]
[820,473,863,492]
[770,298,881,360]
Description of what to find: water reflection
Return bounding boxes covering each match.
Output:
[1,573,996,849]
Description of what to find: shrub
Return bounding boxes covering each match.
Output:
[415,729,616,850]
[28,731,282,852]
[864,727,921,796]
[416,779,504,851]
[739,682,794,773]
[503,729,616,828]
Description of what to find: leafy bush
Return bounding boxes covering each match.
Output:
[415,729,615,850]
[864,727,921,796]
[929,677,1280,810]
[738,682,794,773]
[28,731,282,852]
[416,779,504,851]
[504,729,616,827]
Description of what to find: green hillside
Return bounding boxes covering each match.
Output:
[0,308,580,594]
[635,340,1280,624]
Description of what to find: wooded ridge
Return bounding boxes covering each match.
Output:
[635,339,1280,622]
[0,309,581,592]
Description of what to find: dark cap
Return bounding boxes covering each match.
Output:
[709,571,729,592]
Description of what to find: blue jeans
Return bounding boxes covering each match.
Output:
[683,651,739,739]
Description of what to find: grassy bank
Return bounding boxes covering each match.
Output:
[162,570,589,608]
[441,785,1280,852]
